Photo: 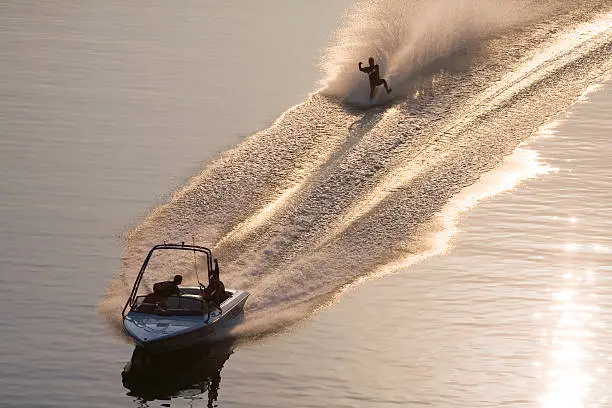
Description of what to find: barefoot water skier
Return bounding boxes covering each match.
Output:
[358,57,392,99]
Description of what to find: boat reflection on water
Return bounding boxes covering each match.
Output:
[122,339,235,405]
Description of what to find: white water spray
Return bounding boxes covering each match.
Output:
[321,0,543,104]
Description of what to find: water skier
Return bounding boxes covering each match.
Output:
[359,57,392,99]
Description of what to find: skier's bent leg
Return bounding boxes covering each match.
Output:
[381,79,391,93]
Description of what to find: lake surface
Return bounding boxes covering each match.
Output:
[1,1,611,407]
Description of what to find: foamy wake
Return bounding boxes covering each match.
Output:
[320,0,546,105]
[100,0,612,342]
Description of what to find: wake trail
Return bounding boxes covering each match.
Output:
[101,0,612,339]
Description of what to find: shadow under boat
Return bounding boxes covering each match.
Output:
[122,339,236,404]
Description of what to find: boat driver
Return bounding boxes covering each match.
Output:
[153,274,182,297]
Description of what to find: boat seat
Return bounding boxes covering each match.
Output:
[132,294,209,316]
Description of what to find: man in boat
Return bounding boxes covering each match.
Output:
[359,57,392,99]
[202,260,226,305]
[153,274,182,297]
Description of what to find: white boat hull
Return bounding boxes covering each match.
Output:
[123,289,248,353]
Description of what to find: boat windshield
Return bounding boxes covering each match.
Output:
[131,295,210,316]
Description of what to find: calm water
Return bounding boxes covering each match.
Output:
[1,1,611,407]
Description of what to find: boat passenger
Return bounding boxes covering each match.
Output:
[203,261,226,305]
[153,274,182,297]
[213,277,226,305]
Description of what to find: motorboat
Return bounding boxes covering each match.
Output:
[122,243,249,353]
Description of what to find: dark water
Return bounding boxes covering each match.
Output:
[1,1,611,407]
